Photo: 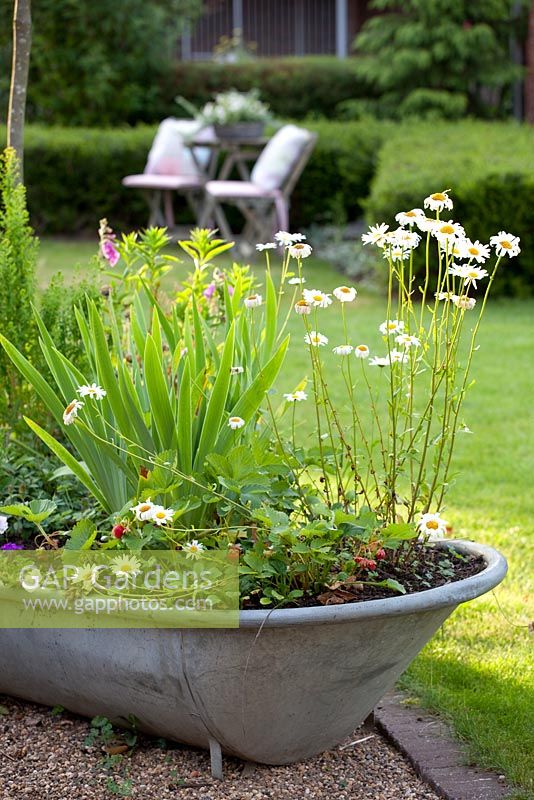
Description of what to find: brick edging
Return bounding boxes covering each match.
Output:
[373,692,514,800]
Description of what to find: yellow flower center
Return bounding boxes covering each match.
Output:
[296,300,309,307]
[468,247,479,255]
[439,224,455,235]
[431,192,446,201]
[340,287,350,293]
[248,294,257,300]
[387,323,397,330]
[501,240,512,249]
[468,271,479,278]
[357,345,367,352]
[426,520,439,530]
[405,210,417,217]
[140,504,151,513]
[65,401,76,414]
[155,512,166,519]
[293,244,304,250]
[313,294,323,302]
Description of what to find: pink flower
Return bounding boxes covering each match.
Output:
[1,542,24,550]
[101,239,120,267]
[227,284,235,296]
[203,283,216,299]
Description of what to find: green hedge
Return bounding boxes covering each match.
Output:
[365,121,534,296]
[171,58,366,122]
[1,120,388,234]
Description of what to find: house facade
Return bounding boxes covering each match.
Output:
[181,0,372,60]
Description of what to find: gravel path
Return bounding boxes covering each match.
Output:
[0,695,440,800]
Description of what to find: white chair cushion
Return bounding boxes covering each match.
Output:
[205,181,274,199]
[251,125,313,191]
[144,118,214,177]
[122,174,202,190]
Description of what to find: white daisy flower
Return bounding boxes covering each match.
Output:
[256,242,276,251]
[391,228,421,249]
[304,331,328,347]
[333,286,357,302]
[288,277,306,285]
[183,539,205,559]
[369,356,390,367]
[70,565,101,590]
[77,383,106,400]
[388,349,409,364]
[151,506,174,526]
[383,245,411,262]
[131,498,156,521]
[284,390,308,402]
[288,242,312,259]
[361,223,389,247]
[295,300,311,314]
[460,239,491,264]
[63,399,84,425]
[452,294,477,310]
[433,220,465,244]
[332,345,354,356]
[275,231,306,245]
[230,366,244,375]
[379,319,405,336]
[354,344,370,359]
[244,294,262,308]
[111,555,142,579]
[489,231,521,258]
[303,289,333,308]
[0,515,8,535]
[294,299,312,315]
[439,237,465,259]
[423,190,453,212]
[449,263,488,289]
[395,208,424,226]
[228,416,246,430]
[416,216,439,234]
[396,333,421,348]
[417,512,448,539]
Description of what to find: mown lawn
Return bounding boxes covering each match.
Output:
[37,238,534,797]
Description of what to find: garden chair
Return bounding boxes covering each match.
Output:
[200,124,317,243]
[122,118,215,229]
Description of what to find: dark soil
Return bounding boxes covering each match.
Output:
[242,543,486,610]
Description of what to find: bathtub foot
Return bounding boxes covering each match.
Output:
[209,736,223,780]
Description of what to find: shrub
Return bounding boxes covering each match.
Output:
[365,121,534,295]
[170,58,367,123]
[1,121,389,234]
[352,0,527,120]
[0,0,201,127]
[0,149,38,425]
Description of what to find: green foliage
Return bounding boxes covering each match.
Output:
[172,57,367,123]
[0,149,38,424]
[40,268,104,371]
[351,0,528,119]
[0,442,101,542]
[0,121,388,233]
[365,121,534,295]
[0,0,201,127]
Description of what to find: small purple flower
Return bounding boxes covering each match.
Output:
[227,284,235,297]
[1,542,24,550]
[101,239,120,267]
[203,283,216,300]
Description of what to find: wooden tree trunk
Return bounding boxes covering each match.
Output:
[526,1,534,123]
[7,0,32,181]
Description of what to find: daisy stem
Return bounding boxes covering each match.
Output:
[435,256,502,508]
